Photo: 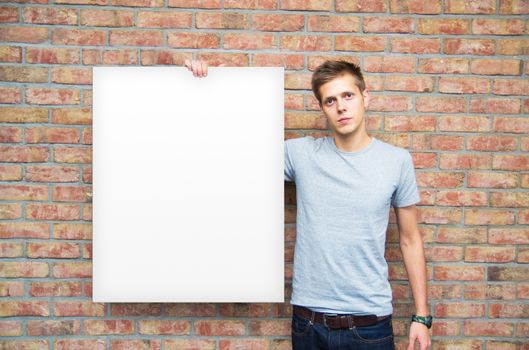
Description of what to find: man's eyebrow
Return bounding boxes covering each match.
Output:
[323,91,354,101]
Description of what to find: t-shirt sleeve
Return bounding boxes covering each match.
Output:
[391,151,420,208]
[284,140,295,182]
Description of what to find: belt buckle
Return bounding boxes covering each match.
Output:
[323,313,337,328]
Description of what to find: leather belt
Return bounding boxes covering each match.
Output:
[293,305,390,329]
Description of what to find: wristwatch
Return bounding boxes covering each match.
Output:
[411,315,433,329]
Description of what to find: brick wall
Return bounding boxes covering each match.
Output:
[0,0,528,349]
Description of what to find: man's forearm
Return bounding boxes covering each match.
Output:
[400,234,429,315]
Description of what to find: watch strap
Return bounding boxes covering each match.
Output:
[411,315,432,329]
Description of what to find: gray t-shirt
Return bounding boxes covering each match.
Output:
[284,136,420,316]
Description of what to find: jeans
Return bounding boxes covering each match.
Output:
[291,311,395,350]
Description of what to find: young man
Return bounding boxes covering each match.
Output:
[185,59,431,350]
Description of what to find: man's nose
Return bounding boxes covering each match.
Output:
[336,98,346,112]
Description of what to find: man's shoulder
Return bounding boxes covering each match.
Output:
[373,137,412,161]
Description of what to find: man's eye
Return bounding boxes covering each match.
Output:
[325,99,334,106]
[344,92,353,98]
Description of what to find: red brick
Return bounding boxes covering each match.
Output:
[54,146,92,163]
[165,303,217,317]
[417,207,462,224]
[26,203,80,220]
[0,45,22,62]
[0,86,21,103]
[0,222,49,239]
[0,26,48,43]
[0,203,21,219]
[224,0,275,9]
[364,56,415,73]
[491,192,529,207]
[0,242,22,257]
[109,30,163,46]
[0,146,50,163]
[280,0,331,10]
[411,153,436,169]
[0,66,48,83]
[0,301,49,316]
[80,9,134,26]
[281,35,332,51]
[137,11,191,28]
[25,48,79,65]
[110,304,161,316]
[23,6,77,24]
[471,59,522,75]
[111,339,162,350]
[368,96,412,112]
[500,0,529,13]
[434,266,485,281]
[52,185,91,202]
[308,15,360,32]
[467,135,517,151]
[51,67,92,85]
[52,108,91,125]
[384,75,434,92]
[167,31,220,49]
[52,28,105,46]
[426,246,463,262]
[252,14,304,32]
[84,320,134,335]
[335,0,387,12]
[418,57,469,74]
[0,185,47,201]
[435,302,485,317]
[498,38,529,55]
[465,283,517,300]
[0,165,22,181]
[26,165,80,183]
[390,0,441,13]
[54,301,104,317]
[465,209,515,225]
[490,228,529,244]
[137,320,190,335]
[27,242,80,259]
[464,320,513,336]
[335,35,385,52]
[27,320,80,336]
[468,172,517,188]
[112,0,163,5]
[285,112,326,129]
[437,227,487,244]
[489,266,529,281]
[52,261,91,278]
[29,281,81,298]
[101,49,138,64]
[444,38,495,55]
[1,340,49,350]
[465,246,516,262]
[418,18,469,34]
[224,33,275,50]
[0,6,18,22]
[384,116,435,132]
[168,0,219,7]
[493,78,529,95]
[26,127,80,144]
[493,155,529,170]
[439,77,490,94]
[416,96,466,113]
[140,50,191,66]
[26,88,80,105]
[416,172,465,188]
[439,115,490,132]
[472,18,525,35]
[431,321,461,336]
[445,0,496,13]
[195,320,245,336]
[470,98,521,114]
[196,12,248,29]
[391,37,440,53]
[0,320,22,336]
[436,191,487,206]
[55,339,106,350]
[0,126,21,142]
[253,54,304,70]
[363,17,413,33]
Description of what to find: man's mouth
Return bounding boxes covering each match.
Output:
[338,117,351,124]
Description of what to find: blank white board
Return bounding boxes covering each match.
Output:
[92,67,284,302]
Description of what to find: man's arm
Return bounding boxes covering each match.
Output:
[395,204,431,350]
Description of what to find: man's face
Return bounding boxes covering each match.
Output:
[318,73,370,138]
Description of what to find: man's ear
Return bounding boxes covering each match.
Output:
[362,88,370,109]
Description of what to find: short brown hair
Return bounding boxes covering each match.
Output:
[311,60,366,105]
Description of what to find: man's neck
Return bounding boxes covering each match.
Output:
[333,131,372,152]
